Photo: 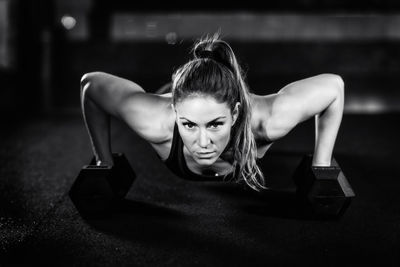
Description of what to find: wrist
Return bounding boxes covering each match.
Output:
[96,158,114,166]
[311,159,331,167]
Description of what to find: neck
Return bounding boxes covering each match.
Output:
[183,147,233,177]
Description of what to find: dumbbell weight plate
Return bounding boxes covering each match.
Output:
[69,165,115,219]
[69,153,136,219]
[293,154,355,217]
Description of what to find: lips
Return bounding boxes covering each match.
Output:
[196,152,215,158]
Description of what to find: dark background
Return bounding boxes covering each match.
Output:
[2,0,400,118]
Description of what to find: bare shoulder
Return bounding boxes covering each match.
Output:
[249,92,279,142]
[119,92,176,145]
[250,73,343,144]
[250,89,305,158]
[249,93,279,158]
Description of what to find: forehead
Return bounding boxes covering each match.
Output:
[175,95,230,122]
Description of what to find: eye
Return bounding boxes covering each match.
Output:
[208,122,224,129]
[182,122,196,129]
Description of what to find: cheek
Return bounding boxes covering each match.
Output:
[179,131,195,145]
[214,127,232,145]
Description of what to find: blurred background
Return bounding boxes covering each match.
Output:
[1,0,400,119]
[1,2,400,265]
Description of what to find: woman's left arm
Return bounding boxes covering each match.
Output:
[268,73,344,166]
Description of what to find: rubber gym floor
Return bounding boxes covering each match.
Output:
[1,111,399,266]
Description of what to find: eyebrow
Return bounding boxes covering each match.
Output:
[179,116,227,124]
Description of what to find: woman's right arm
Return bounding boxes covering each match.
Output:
[80,72,171,166]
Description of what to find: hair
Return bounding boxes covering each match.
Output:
[171,33,267,192]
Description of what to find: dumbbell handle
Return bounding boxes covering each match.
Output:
[96,160,114,167]
[90,152,123,167]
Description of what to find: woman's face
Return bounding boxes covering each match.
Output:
[173,95,239,166]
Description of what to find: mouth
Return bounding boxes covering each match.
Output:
[196,152,216,158]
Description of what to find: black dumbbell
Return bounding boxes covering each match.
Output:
[69,153,136,219]
[293,154,355,218]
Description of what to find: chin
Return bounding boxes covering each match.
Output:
[195,157,217,165]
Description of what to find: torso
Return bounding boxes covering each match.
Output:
[148,92,277,177]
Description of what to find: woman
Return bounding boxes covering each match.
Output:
[80,34,344,192]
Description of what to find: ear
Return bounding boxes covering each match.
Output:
[231,102,240,126]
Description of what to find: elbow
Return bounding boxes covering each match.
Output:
[80,73,92,100]
[328,74,345,113]
[333,74,345,103]
[326,73,344,95]
[80,71,104,95]
[81,71,101,87]
[333,74,344,94]
[81,72,94,92]
[322,73,345,100]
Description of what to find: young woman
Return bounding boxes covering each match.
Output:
[80,34,344,192]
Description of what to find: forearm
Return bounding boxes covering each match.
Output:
[312,80,344,166]
[81,78,114,166]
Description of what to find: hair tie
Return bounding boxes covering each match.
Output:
[198,50,233,72]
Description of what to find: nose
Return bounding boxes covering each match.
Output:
[198,128,211,148]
